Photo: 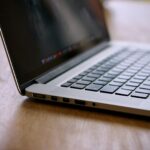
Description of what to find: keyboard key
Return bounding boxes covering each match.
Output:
[109,81,124,86]
[147,77,150,81]
[93,80,108,85]
[122,72,134,77]
[107,71,120,76]
[139,85,150,90]
[61,82,72,87]
[99,77,112,82]
[82,76,96,82]
[137,72,149,77]
[76,80,91,85]
[87,73,100,79]
[111,68,123,73]
[116,89,131,96]
[113,78,127,83]
[135,88,150,94]
[100,85,119,94]
[129,79,143,83]
[68,78,78,83]
[85,68,94,73]
[103,74,116,79]
[121,85,136,91]
[131,92,148,99]
[118,75,131,80]
[141,70,150,74]
[74,75,83,80]
[97,67,109,72]
[79,72,88,76]
[134,75,147,80]
[143,81,150,86]
[126,69,137,74]
[92,70,104,75]
[71,84,86,89]
[85,84,103,92]
[126,82,140,87]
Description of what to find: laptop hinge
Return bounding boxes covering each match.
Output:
[35,42,110,84]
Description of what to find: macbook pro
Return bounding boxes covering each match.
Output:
[0,0,150,116]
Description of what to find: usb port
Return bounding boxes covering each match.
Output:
[33,93,46,99]
[63,98,70,103]
[51,96,57,101]
[75,100,85,106]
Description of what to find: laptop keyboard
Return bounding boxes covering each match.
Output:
[61,48,150,99]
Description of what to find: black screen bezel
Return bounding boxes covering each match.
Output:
[0,0,110,94]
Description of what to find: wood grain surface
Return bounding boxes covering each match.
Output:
[0,1,150,150]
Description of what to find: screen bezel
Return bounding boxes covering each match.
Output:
[0,0,110,94]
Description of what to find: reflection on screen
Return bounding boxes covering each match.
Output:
[24,0,107,64]
[0,0,109,84]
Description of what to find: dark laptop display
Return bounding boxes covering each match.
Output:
[0,0,109,86]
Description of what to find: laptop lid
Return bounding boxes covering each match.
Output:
[0,0,109,94]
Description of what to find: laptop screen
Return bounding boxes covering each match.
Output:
[0,0,109,86]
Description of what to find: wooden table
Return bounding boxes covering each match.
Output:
[0,1,150,150]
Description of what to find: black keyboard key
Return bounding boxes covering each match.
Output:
[131,92,148,99]
[61,82,72,87]
[76,80,91,85]
[111,68,123,73]
[143,81,150,86]
[135,88,150,94]
[93,80,108,85]
[109,81,124,87]
[121,85,136,91]
[139,85,150,90]
[87,73,100,79]
[116,89,131,96]
[100,85,119,94]
[122,72,134,77]
[115,65,127,70]
[74,75,83,80]
[137,72,149,77]
[71,84,86,89]
[85,84,103,92]
[141,70,150,74]
[97,67,109,72]
[82,76,96,82]
[92,70,105,75]
[126,82,140,87]
[113,78,127,83]
[79,72,88,76]
[126,69,137,74]
[107,71,120,76]
[68,78,78,83]
[99,77,112,82]
[85,68,93,73]
[134,75,147,80]
[129,78,143,83]
[103,74,116,79]
[117,75,131,80]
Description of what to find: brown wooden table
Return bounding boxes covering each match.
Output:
[0,1,150,150]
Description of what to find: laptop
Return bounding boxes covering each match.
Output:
[0,0,150,116]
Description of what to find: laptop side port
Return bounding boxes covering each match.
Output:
[74,100,86,106]
[63,98,70,103]
[92,102,96,107]
[51,96,57,101]
[32,93,46,99]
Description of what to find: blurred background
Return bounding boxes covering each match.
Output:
[102,0,150,43]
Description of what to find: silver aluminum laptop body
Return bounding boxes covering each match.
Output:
[0,0,150,116]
